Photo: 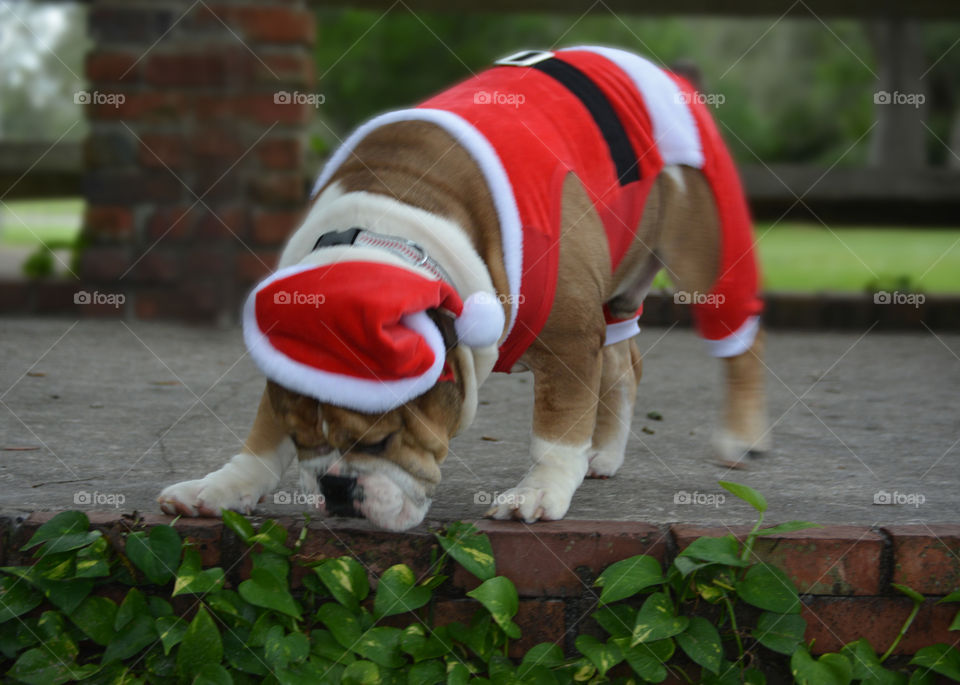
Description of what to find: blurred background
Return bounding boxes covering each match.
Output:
[1,1,958,319]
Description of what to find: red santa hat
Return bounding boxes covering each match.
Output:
[242,260,504,413]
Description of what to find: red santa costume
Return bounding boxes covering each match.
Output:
[245,46,762,412]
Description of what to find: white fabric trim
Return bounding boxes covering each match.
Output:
[242,264,446,413]
[310,109,523,341]
[604,317,641,346]
[703,314,760,358]
[562,46,704,169]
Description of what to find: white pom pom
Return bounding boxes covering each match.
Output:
[455,292,505,348]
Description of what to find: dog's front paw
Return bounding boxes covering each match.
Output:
[158,453,276,517]
[485,481,573,523]
[712,428,771,463]
[586,447,624,479]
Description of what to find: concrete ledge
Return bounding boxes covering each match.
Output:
[5,513,958,656]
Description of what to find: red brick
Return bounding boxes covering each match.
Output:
[452,521,668,597]
[80,246,132,281]
[135,284,223,322]
[130,251,180,283]
[90,92,184,122]
[134,290,188,319]
[184,248,228,278]
[886,525,960,595]
[86,51,140,83]
[0,281,34,313]
[248,172,306,206]
[195,207,248,241]
[803,597,957,655]
[144,53,226,87]
[245,94,311,126]
[147,206,195,242]
[192,129,245,160]
[281,518,439,590]
[199,6,315,44]
[672,525,885,596]
[252,210,300,244]
[257,139,302,171]
[433,599,566,658]
[139,133,185,169]
[256,53,314,85]
[194,94,244,121]
[84,206,134,241]
[85,169,183,205]
[171,517,224,567]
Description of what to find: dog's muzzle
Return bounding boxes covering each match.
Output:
[318,473,363,517]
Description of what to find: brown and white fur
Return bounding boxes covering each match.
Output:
[158,121,768,530]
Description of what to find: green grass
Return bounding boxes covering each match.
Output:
[0,197,83,247]
[1,199,958,293]
[653,222,960,294]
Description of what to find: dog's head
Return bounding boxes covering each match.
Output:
[266,335,477,531]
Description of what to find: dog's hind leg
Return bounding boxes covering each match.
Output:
[158,385,293,517]
[714,328,769,460]
[587,339,642,478]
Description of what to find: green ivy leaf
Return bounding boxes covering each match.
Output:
[36,611,77,660]
[790,646,853,685]
[619,638,674,682]
[631,592,689,645]
[0,619,39,658]
[67,595,116,646]
[223,630,269,676]
[408,659,445,684]
[678,536,748,568]
[156,615,188,655]
[910,644,960,681]
[125,525,182,585]
[177,606,223,680]
[755,521,822,536]
[374,564,432,619]
[248,519,292,556]
[574,635,623,677]
[315,557,369,610]
[841,638,907,684]
[892,583,925,605]
[592,604,637,638]
[751,612,806,655]
[172,546,224,597]
[115,588,150,631]
[193,662,234,685]
[737,564,801,614]
[7,647,97,685]
[23,511,99,556]
[239,568,301,618]
[353,626,405,668]
[74,536,112,578]
[466,576,520,639]
[518,642,564,678]
[677,616,723,674]
[446,660,470,685]
[435,522,496,581]
[938,590,960,604]
[263,625,311,670]
[594,555,663,605]
[102,614,157,663]
[399,625,451,662]
[341,659,380,684]
[221,510,255,543]
[0,575,42,623]
[318,603,363,649]
[719,481,767,512]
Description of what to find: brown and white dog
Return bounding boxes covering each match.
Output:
[158,47,768,531]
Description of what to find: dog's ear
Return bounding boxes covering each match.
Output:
[266,380,324,447]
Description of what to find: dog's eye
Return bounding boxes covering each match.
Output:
[352,433,392,456]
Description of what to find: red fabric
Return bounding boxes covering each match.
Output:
[667,74,763,340]
[420,50,659,372]
[255,263,462,381]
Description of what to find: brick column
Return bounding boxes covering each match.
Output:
[82,0,314,321]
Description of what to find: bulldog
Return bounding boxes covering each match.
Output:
[159,46,768,531]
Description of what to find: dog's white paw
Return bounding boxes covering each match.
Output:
[158,452,280,518]
[586,448,624,479]
[485,480,573,523]
[712,428,771,462]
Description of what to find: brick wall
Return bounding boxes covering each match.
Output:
[74,0,314,322]
[5,513,958,670]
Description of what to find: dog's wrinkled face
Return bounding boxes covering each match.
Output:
[265,346,466,531]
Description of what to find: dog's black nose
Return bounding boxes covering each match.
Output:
[318,474,363,517]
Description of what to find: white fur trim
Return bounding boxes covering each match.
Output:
[703,314,760,358]
[604,316,641,346]
[243,264,447,413]
[562,46,704,169]
[456,292,506,348]
[310,109,523,341]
